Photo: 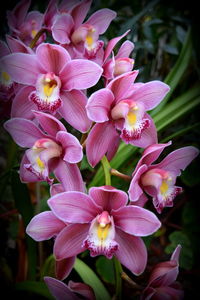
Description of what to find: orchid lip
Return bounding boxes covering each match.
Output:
[83,212,119,259]
[29,73,62,112]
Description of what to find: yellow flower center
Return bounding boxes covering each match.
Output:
[160,180,168,194]
[36,157,45,170]
[43,78,57,98]
[97,223,110,241]
[2,71,10,82]
[127,111,137,125]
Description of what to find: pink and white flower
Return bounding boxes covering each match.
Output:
[4,111,84,186]
[128,142,199,213]
[141,245,184,300]
[46,185,161,275]
[1,43,102,132]
[86,71,170,166]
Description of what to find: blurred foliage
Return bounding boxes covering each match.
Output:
[0,0,200,299]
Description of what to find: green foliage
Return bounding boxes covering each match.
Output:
[96,256,115,284]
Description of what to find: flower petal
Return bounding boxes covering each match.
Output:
[50,183,65,196]
[68,280,95,300]
[36,43,71,75]
[59,90,92,133]
[33,111,66,137]
[113,206,161,236]
[11,86,36,119]
[115,228,147,275]
[20,154,40,183]
[128,164,148,202]
[55,256,76,280]
[6,35,33,54]
[48,191,100,223]
[54,224,89,260]
[26,211,65,241]
[44,277,79,300]
[54,160,85,192]
[89,186,128,211]
[52,13,74,44]
[86,88,115,122]
[71,0,92,28]
[153,146,199,176]
[86,122,118,167]
[4,118,45,147]
[130,81,170,111]
[56,131,83,163]
[85,9,116,34]
[1,53,43,85]
[116,40,134,59]
[107,71,139,102]
[60,59,102,91]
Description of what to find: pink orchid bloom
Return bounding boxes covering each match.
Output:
[51,0,116,60]
[128,142,199,213]
[86,71,170,167]
[103,30,135,83]
[7,0,45,46]
[1,43,102,132]
[46,185,161,275]
[141,245,184,300]
[44,276,95,300]
[4,110,84,185]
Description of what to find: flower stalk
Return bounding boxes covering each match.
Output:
[101,155,111,185]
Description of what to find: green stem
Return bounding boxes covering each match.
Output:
[29,28,46,49]
[114,257,123,299]
[101,155,111,185]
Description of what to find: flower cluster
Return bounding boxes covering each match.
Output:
[1,0,199,299]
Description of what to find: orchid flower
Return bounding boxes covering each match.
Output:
[44,185,161,275]
[51,0,116,60]
[103,31,135,83]
[141,245,184,300]
[128,142,199,213]
[44,276,95,300]
[7,0,45,46]
[86,71,170,167]
[1,43,102,132]
[4,111,84,186]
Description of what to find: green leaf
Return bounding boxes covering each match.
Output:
[74,258,111,300]
[40,255,55,280]
[96,256,115,284]
[15,281,54,299]
[165,231,193,270]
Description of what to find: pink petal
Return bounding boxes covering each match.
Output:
[71,0,92,28]
[6,35,33,54]
[44,277,79,300]
[85,9,116,34]
[20,154,40,183]
[4,118,45,147]
[48,191,100,223]
[11,86,36,119]
[86,88,115,122]
[86,122,118,167]
[69,281,95,300]
[149,261,179,287]
[54,160,85,192]
[60,59,102,91]
[8,0,31,29]
[130,113,158,148]
[50,183,65,196]
[0,40,9,56]
[56,131,83,163]
[133,142,172,176]
[113,205,161,236]
[59,90,92,133]
[130,81,170,110]
[116,40,134,59]
[36,43,71,75]
[55,256,76,280]
[106,133,120,161]
[107,71,139,102]
[128,164,148,202]
[153,146,199,176]
[26,211,65,241]
[54,223,89,260]
[115,228,147,275]
[171,244,181,263]
[89,186,128,211]
[153,286,184,300]
[33,111,66,137]
[52,13,74,44]
[103,30,130,62]
[1,53,43,85]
